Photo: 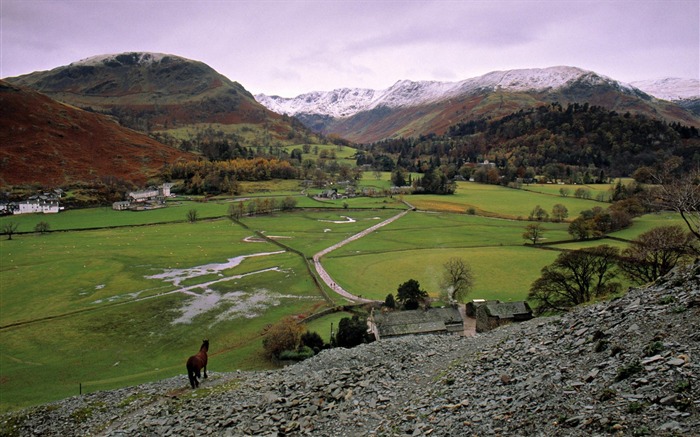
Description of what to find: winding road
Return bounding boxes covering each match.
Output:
[312,208,411,303]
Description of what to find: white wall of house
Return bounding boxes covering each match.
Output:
[14,200,59,214]
[129,189,159,202]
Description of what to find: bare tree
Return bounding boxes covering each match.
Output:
[523,223,545,245]
[618,225,698,285]
[653,169,700,240]
[440,257,475,303]
[34,221,50,235]
[2,221,18,240]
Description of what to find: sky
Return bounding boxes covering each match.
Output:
[1,0,698,97]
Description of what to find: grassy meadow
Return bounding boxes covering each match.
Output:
[0,177,684,412]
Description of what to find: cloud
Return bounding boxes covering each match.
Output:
[2,0,697,95]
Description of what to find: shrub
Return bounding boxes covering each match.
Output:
[300,331,325,352]
[262,316,304,360]
[615,360,643,382]
[279,346,315,361]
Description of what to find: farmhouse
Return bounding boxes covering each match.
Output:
[368,306,465,340]
[3,190,64,215]
[472,300,533,333]
[112,183,173,211]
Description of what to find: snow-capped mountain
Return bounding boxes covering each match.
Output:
[256,66,641,118]
[630,78,700,101]
[70,52,175,67]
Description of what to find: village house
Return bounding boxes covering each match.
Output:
[112,183,173,211]
[2,190,64,215]
[368,306,466,340]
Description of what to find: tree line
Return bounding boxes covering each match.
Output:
[357,103,700,187]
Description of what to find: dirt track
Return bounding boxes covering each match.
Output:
[312,209,411,303]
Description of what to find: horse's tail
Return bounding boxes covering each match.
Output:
[186,359,197,389]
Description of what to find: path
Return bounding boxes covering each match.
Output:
[313,209,411,303]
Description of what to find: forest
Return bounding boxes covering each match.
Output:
[360,103,700,186]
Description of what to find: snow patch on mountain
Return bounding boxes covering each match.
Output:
[257,88,379,118]
[256,66,639,118]
[630,78,700,101]
[71,52,180,68]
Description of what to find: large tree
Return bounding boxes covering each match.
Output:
[396,279,429,310]
[618,225,698,285]
[653,169,700,240]
[440,257,475,303]
[334,315,370,348]
[528,245,621,314]
[551,204,569,222]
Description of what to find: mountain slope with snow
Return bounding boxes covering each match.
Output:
[256,66,699,143]
[256,66,643,118]
[631,78,700,101]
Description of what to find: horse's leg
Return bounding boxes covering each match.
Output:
[187,366,196,389]
[203,364,208,379]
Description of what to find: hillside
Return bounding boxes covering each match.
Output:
[0,80,192,187]
[2,261,697,436]
[5,52,307,143]
[257,67,700,143]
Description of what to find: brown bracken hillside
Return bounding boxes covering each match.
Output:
[0,80,193,188]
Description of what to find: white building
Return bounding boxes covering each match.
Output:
[14,197,61,214]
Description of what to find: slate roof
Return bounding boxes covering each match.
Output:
[481,301,532,319]
[371,307,464,338]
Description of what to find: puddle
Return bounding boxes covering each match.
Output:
[145,251,285,287]
[318,216,356,224]
[172,288,319,326]
[139,250,312,326]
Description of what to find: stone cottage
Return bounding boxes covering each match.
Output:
[474,300,533,333]
[368,306,465,340]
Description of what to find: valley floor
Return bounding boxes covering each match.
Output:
[3,262,698,436]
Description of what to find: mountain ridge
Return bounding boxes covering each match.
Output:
[256,66,699,143]
[255,66,661,118]
[5,52,304,141]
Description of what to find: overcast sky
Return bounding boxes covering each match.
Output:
[2,0,698,97]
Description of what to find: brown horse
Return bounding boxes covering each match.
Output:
[186,339,209,389]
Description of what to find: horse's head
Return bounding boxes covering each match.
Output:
[202,339,209,351]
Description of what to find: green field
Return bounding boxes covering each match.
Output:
[322,212,567,301]
[409,181,606,219]
[0,219,325,410]
[0,180,684,412]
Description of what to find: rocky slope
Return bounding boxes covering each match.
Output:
[2,262,698,436]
